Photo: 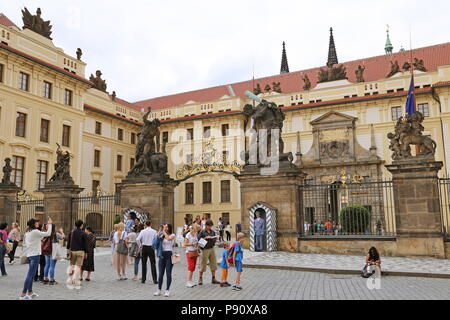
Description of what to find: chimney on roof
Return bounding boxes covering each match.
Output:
[385,25,394,54]
[280,41,290,74]
[327,27,338,67]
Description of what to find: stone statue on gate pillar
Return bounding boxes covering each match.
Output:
[48,144,75,185]
[127,108,169,180]
[387,111,437,160]
[241,91,294,167]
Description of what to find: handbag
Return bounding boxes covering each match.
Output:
[128,242,141,258]
[171,253,181,264]
[52,242,63,260]
[116,232,128,255]
[5,242,13,253]
[188,250,199,258]
[361,263,375,278]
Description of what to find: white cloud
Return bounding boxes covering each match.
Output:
[3,0,450,102]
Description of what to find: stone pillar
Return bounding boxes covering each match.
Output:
[0,185,20,226]
[237,163,306,252]
[120,179,177,228]
[41,184,84,234]
[386,159,445,258]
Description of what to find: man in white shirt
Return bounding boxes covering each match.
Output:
[136,220,157,284]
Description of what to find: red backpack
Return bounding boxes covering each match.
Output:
[226,242,239,264]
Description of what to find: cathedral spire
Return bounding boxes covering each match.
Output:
[327,27,338,67]
[280,41,290,74]
[385,25,393,54]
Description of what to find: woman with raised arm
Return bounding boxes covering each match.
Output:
[20,217,53,300]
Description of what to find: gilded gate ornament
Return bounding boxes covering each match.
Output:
[175,139,241,180]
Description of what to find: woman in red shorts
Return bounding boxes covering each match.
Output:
[184,224,200,288]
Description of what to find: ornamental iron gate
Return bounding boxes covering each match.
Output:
[299,179,396,237]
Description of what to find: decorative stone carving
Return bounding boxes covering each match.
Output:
[48,144,74,185]
[264,84,271,93]
[319,141,350,159]
[242,97,293,165]
[127,108,169,179]
[317,64,347,83]
[89,70,107,92]
[111,91,116,101]
[355,65,365,83]
[387,112,436,160]
[76,48,82,60]
[253,83,262,95]
[22,7,53,40]
[403,61,411,72]
[272,82,282,93]
[300,111,382,181]
[302,74,311,90]
[387,60,400,77]
[413,58,427,72]
[1,158,13,185]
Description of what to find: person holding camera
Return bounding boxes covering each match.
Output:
[19,217,53,300]
[154,223,175,297]
[197,219,220,286]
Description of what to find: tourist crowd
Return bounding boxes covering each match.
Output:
[0,213,246,299]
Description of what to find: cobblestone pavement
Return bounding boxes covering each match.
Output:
[243,250,450,275]
[1,248,449,300]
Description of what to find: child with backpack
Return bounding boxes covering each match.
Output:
[231,233,246,291]
[219,242,231,287]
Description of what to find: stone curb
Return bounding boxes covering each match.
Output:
[243,264,450,279]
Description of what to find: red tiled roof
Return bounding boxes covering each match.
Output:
[434,81,450,87]
[133,42,450,111]
[0,13,18,28]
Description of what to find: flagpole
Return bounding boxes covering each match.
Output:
[410,26,416,113]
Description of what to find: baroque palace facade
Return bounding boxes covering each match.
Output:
[1,10,450,231]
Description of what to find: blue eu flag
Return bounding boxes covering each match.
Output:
[405,75,416,116]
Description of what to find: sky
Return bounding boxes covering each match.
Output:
[2,0,450,103]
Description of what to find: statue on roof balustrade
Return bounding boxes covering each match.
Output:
[22,7,53,40]
[90,70,108,92]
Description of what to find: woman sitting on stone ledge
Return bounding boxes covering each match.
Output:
[366,247,381,278]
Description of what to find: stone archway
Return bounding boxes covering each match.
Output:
[122,207,150,223]
[248,202,277,252]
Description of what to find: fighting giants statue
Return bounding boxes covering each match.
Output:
[127,108,168,178]
[387,111,437,160]
[48,144,74,185]
[242,91,293,165]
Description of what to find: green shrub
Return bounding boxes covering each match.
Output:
[113,214,121,225]
[340,204,370,234]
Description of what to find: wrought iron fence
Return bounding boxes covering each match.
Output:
[438,177,450,238]
[299,180,396,237]
[6,197,44,232]
[71,194,122,239]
